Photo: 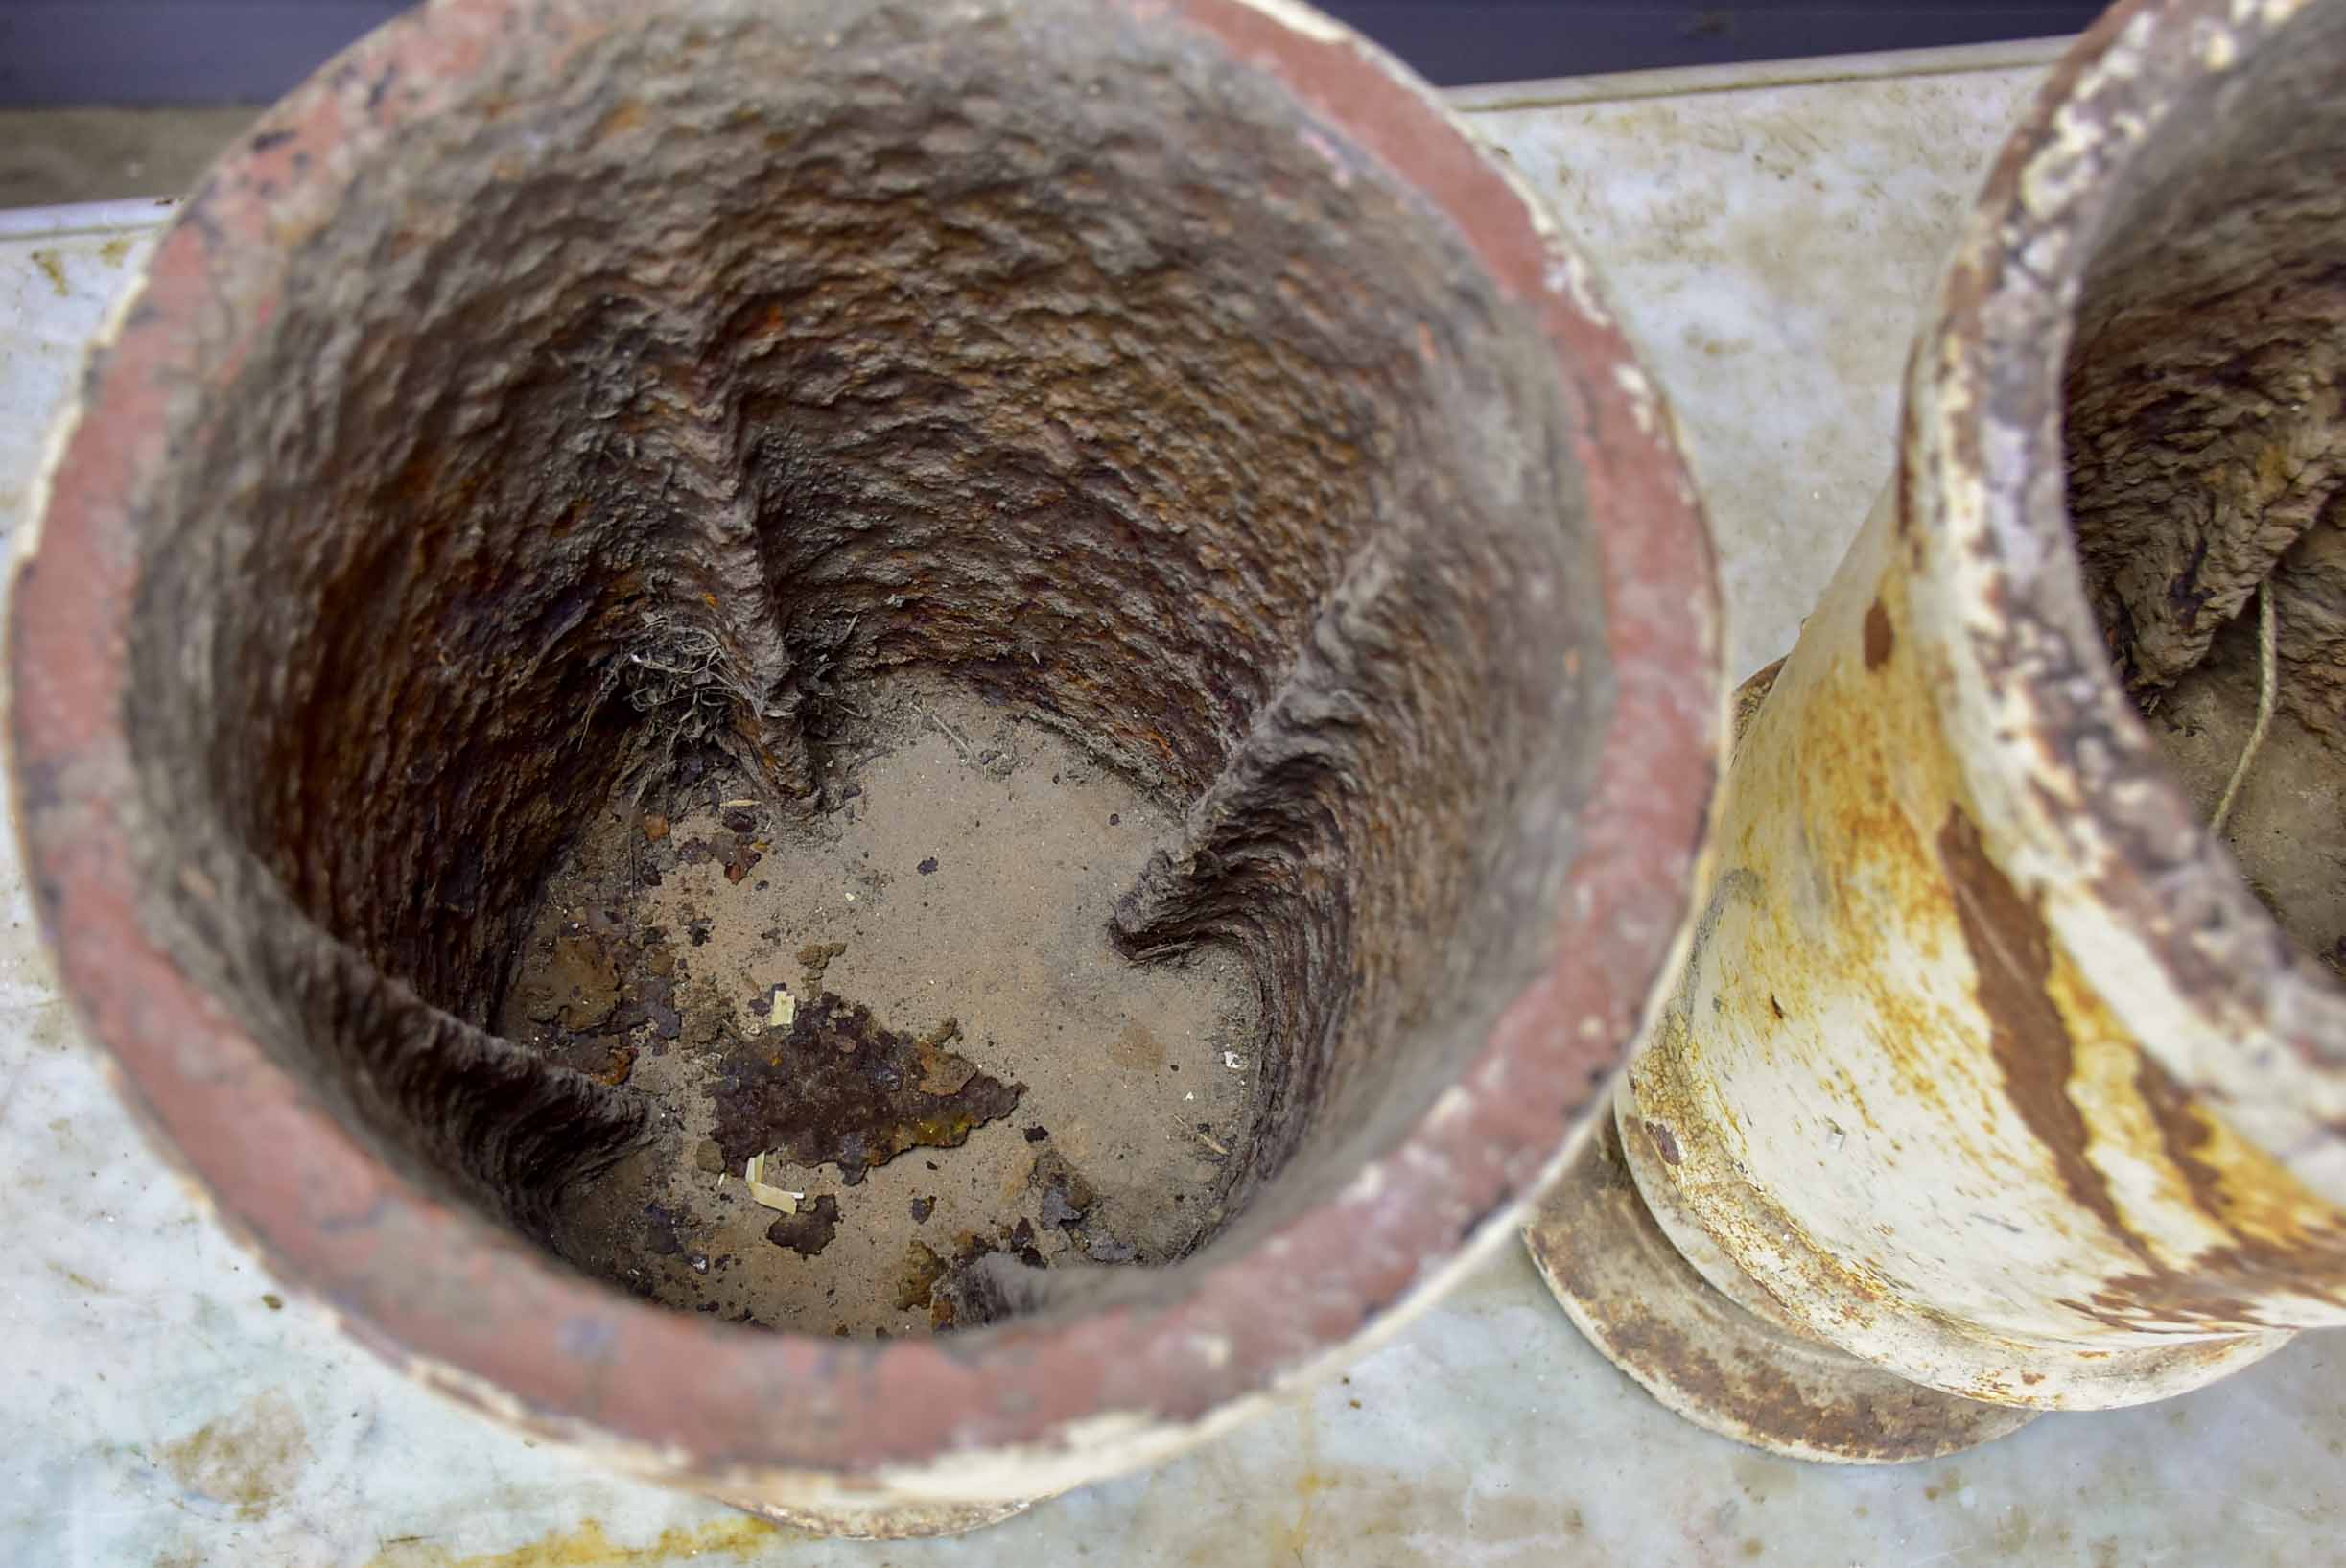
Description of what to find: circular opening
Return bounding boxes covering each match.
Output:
[2057,9,2346,972]
[119,3,1612,1339]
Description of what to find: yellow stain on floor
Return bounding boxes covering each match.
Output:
[364,1514,794,1568]
[1267,1464,1338,1561]
[30,248,68,296]
[159,1390,312,1522]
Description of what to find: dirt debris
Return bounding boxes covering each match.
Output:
[1028,1147,1096,1228]
[797,940,848,990]
[497,684,1257,1337]
[721,836,763,884]
[766,1195,842,1256]
[516,929,622,1031]
[893,1241,948,1311]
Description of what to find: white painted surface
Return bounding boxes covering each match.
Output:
[4,58,2339,1568]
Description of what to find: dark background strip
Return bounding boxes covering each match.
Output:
[0,2,2100,105]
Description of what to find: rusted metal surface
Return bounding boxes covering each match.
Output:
[1526,1116,2036,1463]
[708,995,1023,1186]
[1531,0,2346,1460]
[9,0,1719,1535]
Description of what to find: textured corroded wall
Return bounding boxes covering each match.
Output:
[122,1,1607,1240]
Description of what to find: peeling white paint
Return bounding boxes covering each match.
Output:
[1540,251,1614,329]
[1225,0,1352,46]
[1612,363,1658,436]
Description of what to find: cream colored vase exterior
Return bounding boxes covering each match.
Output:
[1531,0,2346,1462]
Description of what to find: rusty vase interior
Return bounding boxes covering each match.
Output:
[2060,1,2346,971]
[111,1,1614,1340]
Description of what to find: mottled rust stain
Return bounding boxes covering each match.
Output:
[1936,805,2153,1265]
[1863,598,1895,670]
[2061,1264,2278,1333]
[1596,1300,1906,1458]
[2035,960,2346,1328]
[591,100,645,139]
[1750,585,1969,1120]
[2069,1047,2346,1327]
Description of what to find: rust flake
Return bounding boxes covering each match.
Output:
[1863,598,1895,670]
[1642,1118,1683,1166]
[710,993,1023,1184]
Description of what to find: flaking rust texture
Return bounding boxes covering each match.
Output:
[767,1195,843,1256]
[711,995,1023,1186]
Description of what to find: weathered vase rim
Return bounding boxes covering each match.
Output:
[1905,0,2346,1171]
